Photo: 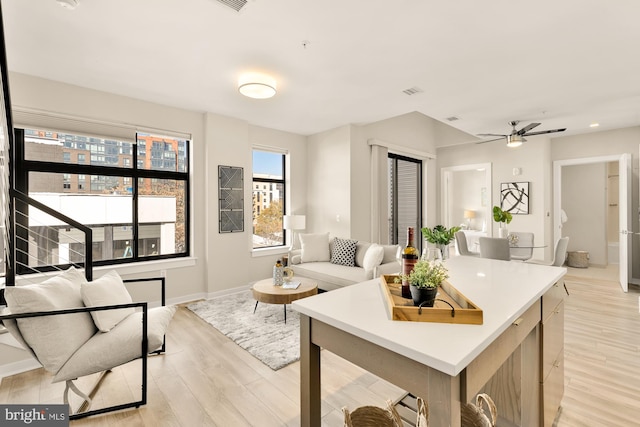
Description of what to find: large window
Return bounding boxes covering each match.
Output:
[252,150,285,249]
[13,127,190,271]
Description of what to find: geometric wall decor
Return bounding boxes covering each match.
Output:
[218,165,244,232]
[500,181,530,214]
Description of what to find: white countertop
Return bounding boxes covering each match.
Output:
[292,256,566,376]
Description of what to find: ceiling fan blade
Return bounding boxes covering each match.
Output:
[517,123,541,135]
[476,137,504,144]
[477,133,507,137]
[522,128,567,136]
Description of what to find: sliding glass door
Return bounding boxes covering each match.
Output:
[388,153,422,251]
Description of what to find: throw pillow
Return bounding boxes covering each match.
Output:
[354,242,372,267]
[300,232,330,263]
[330,237,358,267]
[4,266,97,374]
[381,244,400,264]
[363,244,385,272]
[81,270,135,332]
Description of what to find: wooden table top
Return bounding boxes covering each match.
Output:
[252,277,318,305]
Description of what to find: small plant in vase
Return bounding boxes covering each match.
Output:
[421,225,461,260]
[395,260,449,307]
[492,206,513,238]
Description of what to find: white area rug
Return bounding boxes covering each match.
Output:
[187,290,299,370]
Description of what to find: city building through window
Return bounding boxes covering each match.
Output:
[252,149,285,249]
[12,127,190,273]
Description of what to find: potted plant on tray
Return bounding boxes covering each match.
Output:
[421,225,461,259]
[395,260,449,307]
[492,206,513,238]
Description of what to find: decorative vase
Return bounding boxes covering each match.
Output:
[409,285,438,307]
[437,244,450,260]
[498,224,509,238]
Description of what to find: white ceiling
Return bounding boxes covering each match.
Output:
[3,0,640,146]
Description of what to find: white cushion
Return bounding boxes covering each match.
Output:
[381,244,400,264]
[354,242,372,267]
[300,232,330,263]
[4,267,96,374]
[53,305,177,382]
[81,270,135,332]
[363,244,385,272]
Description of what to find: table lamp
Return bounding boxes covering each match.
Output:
[283,214,306,253]
[464,210,476,229]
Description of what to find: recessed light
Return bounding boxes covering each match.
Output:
[590,123,600,128]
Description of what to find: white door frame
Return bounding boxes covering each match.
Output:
[553,154,633,292]
[441,163,493,235]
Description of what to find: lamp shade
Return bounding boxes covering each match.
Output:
[464,210,476,219]
[283,215,306,230]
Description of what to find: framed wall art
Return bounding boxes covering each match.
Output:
[500,182,529,214]
[218,165,244,233]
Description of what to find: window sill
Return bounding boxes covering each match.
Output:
[252,246,289,258]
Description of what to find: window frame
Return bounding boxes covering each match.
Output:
[12,127,191,273]
[252,149,287,251]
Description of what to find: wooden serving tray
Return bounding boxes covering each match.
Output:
[380,275,483,324]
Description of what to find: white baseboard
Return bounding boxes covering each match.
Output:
[0,358,41,380]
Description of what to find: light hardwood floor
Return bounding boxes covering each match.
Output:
[1,267,639,426]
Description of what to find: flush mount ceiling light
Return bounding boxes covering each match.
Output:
[238,73,277,99]
[506,134,525,148]
[57,0,79,9]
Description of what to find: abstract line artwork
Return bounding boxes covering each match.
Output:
[500,182,530,214]
[219,165,244,233]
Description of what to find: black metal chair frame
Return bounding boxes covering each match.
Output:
[0,276,167,420]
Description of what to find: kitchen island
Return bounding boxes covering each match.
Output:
[292,256,566,426]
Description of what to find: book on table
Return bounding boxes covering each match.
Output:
[282,281,301,289]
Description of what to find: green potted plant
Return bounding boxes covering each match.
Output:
[421,225,461,259]
[395,260,449,306]
[492,206,513,238]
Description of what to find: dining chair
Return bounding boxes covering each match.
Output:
[509,232,534,261]
[478,237,511,261]
[455,231,478,257]
[527,237,570,294]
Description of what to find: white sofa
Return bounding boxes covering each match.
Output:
[289,233,400,291]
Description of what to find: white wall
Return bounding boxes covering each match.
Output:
[562,163,607,265]
[436,138,550,260]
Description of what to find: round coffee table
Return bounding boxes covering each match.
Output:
[252,277,318,323]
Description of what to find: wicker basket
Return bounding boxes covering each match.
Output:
[461,393,497,427]
[343,397,429,427]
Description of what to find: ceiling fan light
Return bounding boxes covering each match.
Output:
[506,135,524,148]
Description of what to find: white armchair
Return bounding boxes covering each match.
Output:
[0,267,175,419]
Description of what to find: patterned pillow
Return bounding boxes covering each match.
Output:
[330,237,358,267]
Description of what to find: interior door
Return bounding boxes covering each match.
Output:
[619,153,632,292]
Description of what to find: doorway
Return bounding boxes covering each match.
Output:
[441,163,493,234]
[553,154,633,292]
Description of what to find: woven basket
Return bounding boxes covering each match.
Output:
[461,393,497,427]
[343,397,429,427]
[343,400,403,427]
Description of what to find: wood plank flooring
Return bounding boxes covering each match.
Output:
[1,269,639,426]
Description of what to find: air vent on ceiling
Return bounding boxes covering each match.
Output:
[446,116,460,122]
[402,86,423,96]
[215,0,247,12]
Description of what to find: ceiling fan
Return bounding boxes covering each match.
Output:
[477,120,567,147]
